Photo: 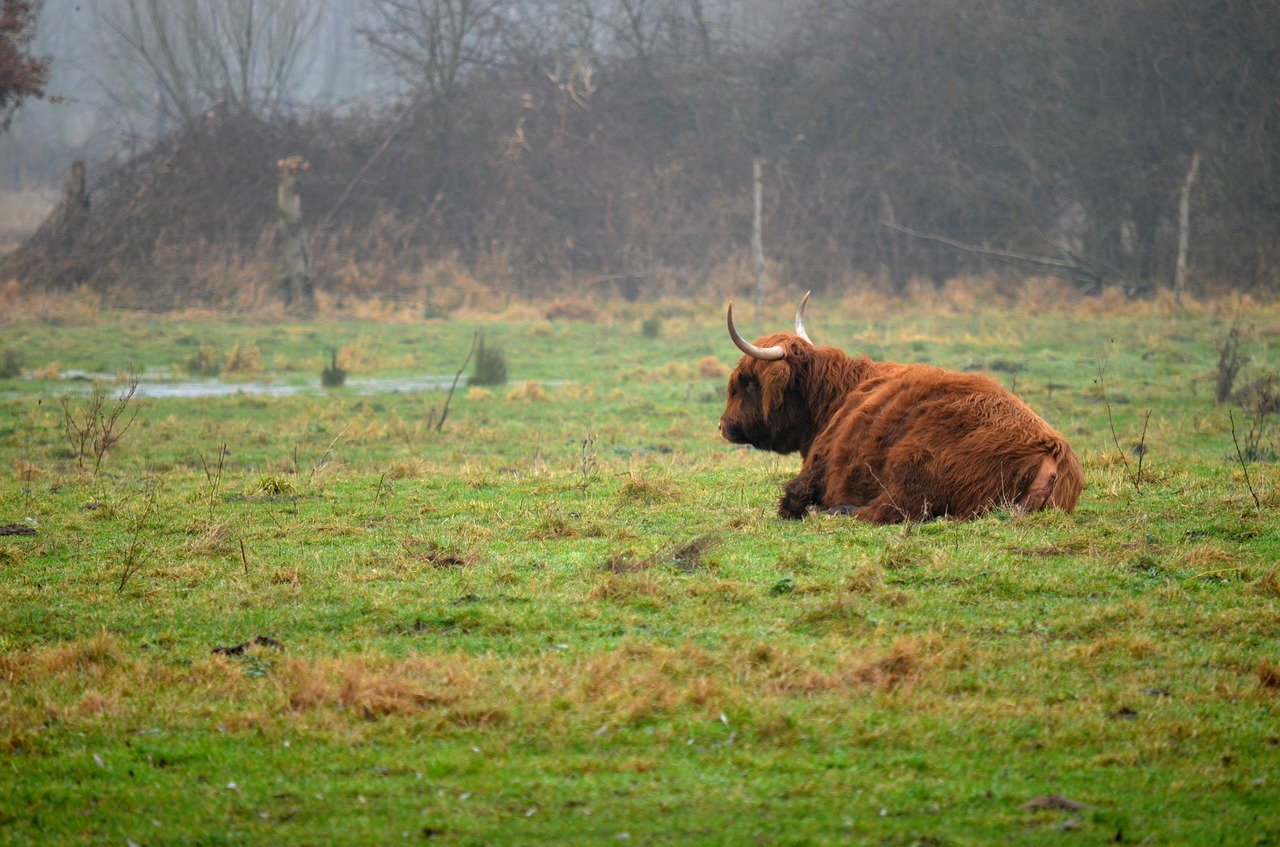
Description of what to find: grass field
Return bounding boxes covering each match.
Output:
[1,289,1279,845]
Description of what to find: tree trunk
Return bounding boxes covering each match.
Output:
[277,156,316,314]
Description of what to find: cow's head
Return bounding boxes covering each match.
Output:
[719,293,819,455]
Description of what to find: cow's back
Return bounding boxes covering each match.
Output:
[813,363,1081,520]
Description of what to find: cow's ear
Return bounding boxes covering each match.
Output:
[760,360,791,421]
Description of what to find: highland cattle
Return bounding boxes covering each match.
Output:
[719,294,1083,523]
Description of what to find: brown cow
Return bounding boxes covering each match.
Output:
[719,294,1083,523]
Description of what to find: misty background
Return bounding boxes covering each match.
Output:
[2,0,1278,307]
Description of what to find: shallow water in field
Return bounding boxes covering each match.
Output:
[3,371,553,400]
[128,375,469,399]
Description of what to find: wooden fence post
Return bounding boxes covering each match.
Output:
[1174,151,1201,309]
[60,160,90,252]
[277,156,316,313]
[752,156,766,322]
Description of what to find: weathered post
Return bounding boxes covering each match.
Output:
[277,156,316,313]
[60,160,90,252]
[1174,151,1201,309]
[752,156,766,322]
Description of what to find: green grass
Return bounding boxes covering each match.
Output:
[1,294,1279,845]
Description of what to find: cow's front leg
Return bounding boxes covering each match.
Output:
[778,454,828,519]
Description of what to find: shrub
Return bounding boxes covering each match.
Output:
[224,343,263,376]
[469,339,507,387]
[321,348,347,388]
[257,475,297,496]
[698,356,729,378]
[1216,325,1242,405]
[183,343,221,377]
[0,348,23,379]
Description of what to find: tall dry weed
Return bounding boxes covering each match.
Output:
[224,343,263,376]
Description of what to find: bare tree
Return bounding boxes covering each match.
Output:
[603,0,714,71]
[97,0,324,128]
[361,0,510,101]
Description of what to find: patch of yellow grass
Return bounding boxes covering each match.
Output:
[843,636,937,692]
[616,471,678,504]
[844,562,885,593]
[1258,660,1280,691]
[698,356,729,378]
[1082,635,1161,660]
[182,521,235,556]
[0,628,966,750]
[224,342,263,376]
[277,654,476,718]
[75,690,120,717]
[589,571,671,601]
[1174,543,1237,570]
[507,380,547,402]
[2,630,126,680]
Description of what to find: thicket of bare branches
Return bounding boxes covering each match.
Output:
[7,0,1280,308]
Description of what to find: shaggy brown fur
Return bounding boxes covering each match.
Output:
[720,333,1083,523]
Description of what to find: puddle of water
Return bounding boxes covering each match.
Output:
[4,372,561,400]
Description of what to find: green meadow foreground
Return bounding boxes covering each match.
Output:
[1,292,1278,845]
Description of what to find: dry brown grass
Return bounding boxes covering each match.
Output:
[1082,635,1161,660]
[844,562,885,593]
[0,285,102,327]
[544,298,601,323]
[402,538,475,569]
[1174,544,1239,570]
[530,505,617,540]
[267,637,948,730]
[386,457,431,479]
[604,534,715,574]
[0,278,20,309]
[507,380,548,402]
[617,471,679,504]
[1258,660,1280,691]
[1016,275,1080,313]
[278,654,475,718]
[0,271,1277,327]
[0,628,1035,756]
[182,521,236,556]
[844,636,936,691]
[589,571,671,600]
[0,630,127,680]
[224,342,264,376]
[1255,566,1280,598]
[698,356,729,378]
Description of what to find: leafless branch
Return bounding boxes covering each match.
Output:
[1228,410,1263,513]
[437,329,481,432]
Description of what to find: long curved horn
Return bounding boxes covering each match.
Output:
[794,291,813,344]
[727,301,785,360]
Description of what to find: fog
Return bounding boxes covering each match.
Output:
[4,0,1279,300]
